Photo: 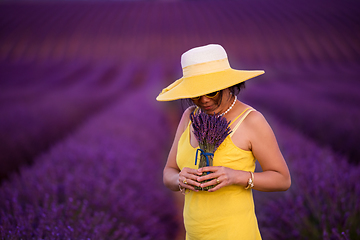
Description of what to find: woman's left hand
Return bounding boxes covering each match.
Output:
[197,166,246,192]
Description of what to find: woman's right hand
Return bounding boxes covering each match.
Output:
[179,167,202,192]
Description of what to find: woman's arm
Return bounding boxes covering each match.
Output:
[247,111,291,191]
[163,106,201,192]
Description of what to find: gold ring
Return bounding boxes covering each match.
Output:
[216,178,220,184]
[183,179,187,184]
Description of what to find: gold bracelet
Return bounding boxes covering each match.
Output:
[244,171,254,190]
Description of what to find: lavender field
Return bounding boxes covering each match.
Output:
[1,0,360,239]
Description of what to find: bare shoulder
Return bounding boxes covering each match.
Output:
[246,109,267,124]
[243,109,273,134]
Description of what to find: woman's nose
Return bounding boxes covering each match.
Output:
[198,95,211,103]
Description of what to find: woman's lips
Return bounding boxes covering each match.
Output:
[203,105,212,110]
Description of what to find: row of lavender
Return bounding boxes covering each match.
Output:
[0,0,359,239]
[252,115,360,240]
[0,58,143,181]
[1,0,358,66]
[1,90,358,239]
[0,83,179,239]
[1,0,359,164]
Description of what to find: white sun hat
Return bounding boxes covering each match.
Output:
[156,44,264,101]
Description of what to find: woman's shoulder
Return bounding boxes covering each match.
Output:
[234,102,267,126]
[233,102,260,118]
[240,106,272,133]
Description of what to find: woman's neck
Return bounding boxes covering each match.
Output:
[219,95,237,117]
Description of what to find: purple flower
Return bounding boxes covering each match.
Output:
[190,110,232,190]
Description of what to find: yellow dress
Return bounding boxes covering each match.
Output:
[176,108,262,240]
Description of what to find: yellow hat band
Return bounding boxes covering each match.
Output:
[182,58,230,78]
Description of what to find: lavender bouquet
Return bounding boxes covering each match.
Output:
[190,110,232,191]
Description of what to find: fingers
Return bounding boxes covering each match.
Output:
[198,166,219,174]
[198,177,218,188]
[180,178,200,191]
[179,168,201,191]
[199,176,229,192]
[179,180,199,192]
[179,167,234,192]
[180,168,202,182]
[196,166,232,191]
[197,170,220,182]
[207,180,224,192]
[188,168,204,176]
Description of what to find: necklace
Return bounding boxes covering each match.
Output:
[220,95,237,117]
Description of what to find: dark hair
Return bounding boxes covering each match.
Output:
[229,82,246,95]
[181,82,246,110]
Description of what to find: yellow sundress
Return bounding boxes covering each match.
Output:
[176,108,262,240]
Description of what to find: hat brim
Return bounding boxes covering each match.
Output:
[156,68,264,101]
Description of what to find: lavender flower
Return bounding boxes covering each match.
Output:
[1,1,359,238]
[0,90,179,240]
[190,111,232,151]
[190,110,232,190]
[254,116,360,240]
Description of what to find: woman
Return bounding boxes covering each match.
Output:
[156,44,291,240]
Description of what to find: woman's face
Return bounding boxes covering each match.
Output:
[191,89,232,115]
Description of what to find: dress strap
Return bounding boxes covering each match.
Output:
[229,108,255,137]
[229,108,251,127]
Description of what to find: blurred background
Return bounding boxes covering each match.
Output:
[1,0,359,239]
